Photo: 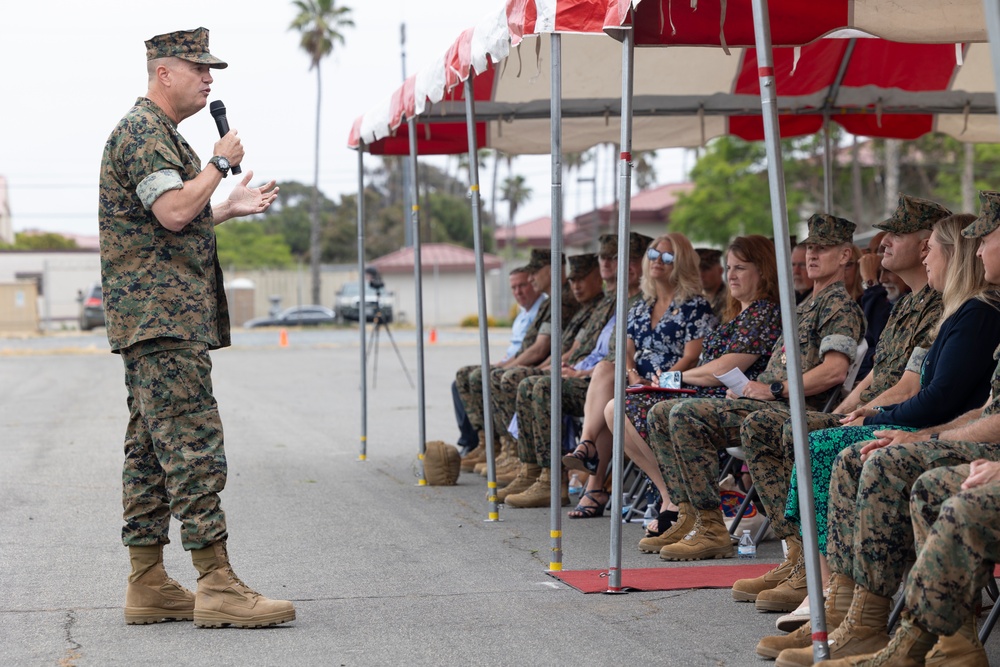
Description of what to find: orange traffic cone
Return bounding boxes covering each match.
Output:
[279,328,289,348]
[429,328,438,344]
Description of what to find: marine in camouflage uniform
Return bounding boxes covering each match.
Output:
[906,463,1000,637]
[514,254,616,467]
[792,194,1000,667]
[103,27,293,628]
[101,48,234,551]
[748,196,949,545]
[652,215,864,563]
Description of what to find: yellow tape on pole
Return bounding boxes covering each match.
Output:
[358,454,367,461]
[488,512,499,520]
[487,481,497,489]
[550,530,562,539]
[549,562,563,571]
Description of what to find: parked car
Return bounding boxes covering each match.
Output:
[78,283,105,331]
[243,305,337,328]
[334,282,394,323]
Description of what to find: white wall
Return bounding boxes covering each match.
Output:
[382,268,506,327]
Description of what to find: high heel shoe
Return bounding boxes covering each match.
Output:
[562,439,599,474]
[568,490,609,519]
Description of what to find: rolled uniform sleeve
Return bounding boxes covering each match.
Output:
[137,169,184,210]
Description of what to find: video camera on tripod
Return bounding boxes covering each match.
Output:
[364,267,392,324]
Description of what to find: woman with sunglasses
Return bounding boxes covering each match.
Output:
[563,233,716,518]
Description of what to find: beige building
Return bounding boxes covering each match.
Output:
[369,243,505,327]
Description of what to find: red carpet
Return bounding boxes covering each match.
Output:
[548,563,777,594]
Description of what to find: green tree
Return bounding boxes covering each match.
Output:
[670,136,804,246]
[290,0,354,304]
[216,222,295,270]
[1,232,78,250]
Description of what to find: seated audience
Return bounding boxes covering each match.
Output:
[647,214,865,563]
[773,191,1000,667]
[602,236,781,537]
[697,247,729,321]
[741,196,950,627]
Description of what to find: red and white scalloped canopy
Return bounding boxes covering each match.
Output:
[347,0,997,156]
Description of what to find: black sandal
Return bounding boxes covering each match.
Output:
[562,439,599,474]
[644,508,678,537]
[568,490,609,519]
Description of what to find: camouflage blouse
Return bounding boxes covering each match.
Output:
[98,97,230,353]
[861,283,942,403]
[757,281,865,410]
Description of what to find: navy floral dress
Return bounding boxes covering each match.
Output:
[625,298,782,440]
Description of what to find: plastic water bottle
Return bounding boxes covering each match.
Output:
[568,473,583,501]
[738,530,757,559]
[641,487,657,530]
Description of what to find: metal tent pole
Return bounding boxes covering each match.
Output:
[464,77,500,521]
[606,20,635,594]
[986,1,1000,118]
[750,0,829,660]
[407,116,428,485]
[357,142,368,461]
[548,32,565,572]
[823,116,834,214]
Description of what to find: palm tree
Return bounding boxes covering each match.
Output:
[632,150,659,190]
[501,174,532,256]
[290,0,354,304]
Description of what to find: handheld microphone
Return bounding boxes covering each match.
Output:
[208,100,242,175]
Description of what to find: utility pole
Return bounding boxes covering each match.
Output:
[401,23,413,247]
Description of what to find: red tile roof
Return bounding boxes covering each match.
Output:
[370,242,503,274]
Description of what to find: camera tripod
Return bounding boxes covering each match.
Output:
[365,295,415,389]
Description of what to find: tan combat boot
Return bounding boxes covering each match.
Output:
[658,508,734,561]
[496,462,541,502]
[638,502,694,553]
[815,612,937,666]
[756,553,808,612]
[191,541,295,628]
[124,544,195,625]
[733,535,802,602]
[504,468,569,508]
[776,584,891,667]
[924,614,988,667]
[461,433,487,472]
[474,436,502,475]
[489,437,516,476]
[756,572,853,659]
[495,458,522,485]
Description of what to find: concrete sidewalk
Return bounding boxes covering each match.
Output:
[1,335,995,666]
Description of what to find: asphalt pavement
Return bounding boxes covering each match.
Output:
[2,327,997,666]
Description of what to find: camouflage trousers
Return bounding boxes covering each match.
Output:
[826,439,1000,598]
[515,375,590,467]
[120,338,227,551]
[456,364,544,439]
[905,464,1000,636]
[455,364,486,431]
[656,397,773,511]
[740,409,842,539]
[643,395,703,500]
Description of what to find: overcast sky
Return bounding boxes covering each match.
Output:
[1,0,687,238]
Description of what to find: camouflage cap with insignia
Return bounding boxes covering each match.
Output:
[568,253,599,280]
[875,194,951,234]
[629,232,654,260]
[525,248,565,272]
[962,191,1000,239]
[598,234,618,259]
[145,27,228,69]
[801,213,856,246]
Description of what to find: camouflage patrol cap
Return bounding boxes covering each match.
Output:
[875,194,951,234]
[525,248,565,272]
[629,232,654,260]
[801,213,856,246]
[962,191,1000,238]
[696,248,723,269]
[598,234,618,259]
[145,27,228,69]
[567,253,599,280]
